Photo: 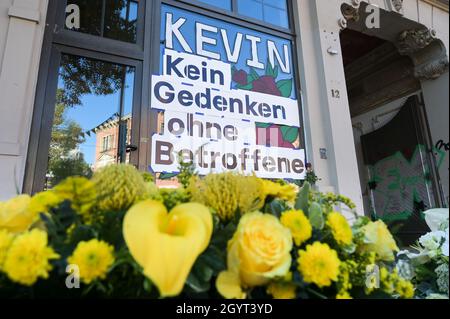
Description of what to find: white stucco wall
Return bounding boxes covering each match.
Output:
[0,0,48,200]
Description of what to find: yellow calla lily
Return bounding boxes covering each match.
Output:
[123,200,212,297]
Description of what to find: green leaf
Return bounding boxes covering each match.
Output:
[249,68,260,82]
[280,126,299,143]
[256,122,272,129]
[199,246,226,273]
[238,83,253,91]
[309,202,325,230]
[295,182,310,214]
[143,278,153,293]
[159,172,178,180]
[277,79,293,98]
[186,271,210,293]
[265,59,274,77]
[273,66,279,78]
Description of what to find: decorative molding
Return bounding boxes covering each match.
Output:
[421,0,449,12]
[415,57,449,80]
[8,6,40,23]
[339,2,362,29]
[397,29,437,56]
[387,0,405,15]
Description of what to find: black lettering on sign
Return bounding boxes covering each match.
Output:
[436,140,450,152]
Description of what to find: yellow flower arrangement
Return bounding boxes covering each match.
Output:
[67,239,115,284]
[261,180,297,204]
[360,220,399,261]
[395,279,415,299]
[0,195,37,234]
[92,164,149,212]
[0,229,14,270]
[29,191,64,216]
[267,282,297,299]
[336,291,353,299]
[52,177,97,218]
[280,210,312,246]
[297,242,341,288]
[216,271,247,299]
[188,173,264,221]
[2,229,59,286]
[216,212,293,298]
[378,267,415,298]
[327,212,353,246]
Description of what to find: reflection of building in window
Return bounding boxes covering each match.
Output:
[91,114,132,171]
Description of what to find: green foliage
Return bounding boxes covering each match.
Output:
[177,152,197,188]
[295,182,311,214]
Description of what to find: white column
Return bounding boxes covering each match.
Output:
[0,0,48,199]
[293,0,364,218]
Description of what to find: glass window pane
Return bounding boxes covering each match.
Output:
[194,0,231,10]
[237,0,289,28]
[263,0,287,10]
[65,0,139,43]
[237,0,263,21]
[263,5,289,28]
[46,54,135,188]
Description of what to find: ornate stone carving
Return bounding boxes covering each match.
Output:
[415,58,449,80]
[339,1,363,30]
[397,29,437,56]
[341,3,360,22]
[391,0,404,13]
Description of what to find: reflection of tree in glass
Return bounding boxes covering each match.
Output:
[47,89,92,185]
[104,0,138,42]
[67,0,137,43]
[58,54,129,107]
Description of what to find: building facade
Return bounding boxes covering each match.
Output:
[0,0,449,239]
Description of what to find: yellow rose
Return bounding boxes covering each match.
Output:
[360,220,399,261]
[0,195,37,234]
[217,212,292,298]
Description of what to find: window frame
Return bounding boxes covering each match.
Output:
[24,0,150,194]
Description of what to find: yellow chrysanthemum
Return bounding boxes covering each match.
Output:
[52,177,97,217]
[68,239,115,284]
[92,164,149,212]
[0,229,14,270]
[188,173,264,221]
[267,282,297,299]
[396,279,415,299]
[0,195,37,234]
[297,242,341,288]
[336,291,353,299]
[261,180,297,204]
[29,191,64,216]
[360,220,399,261]
[280,210,312,246]
[327,212,353,246]
[3,229,59,286]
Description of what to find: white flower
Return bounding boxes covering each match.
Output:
[443,228,449,257]
[424,209,449,232]
[419,231,446,252]
[426,293,449,300]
